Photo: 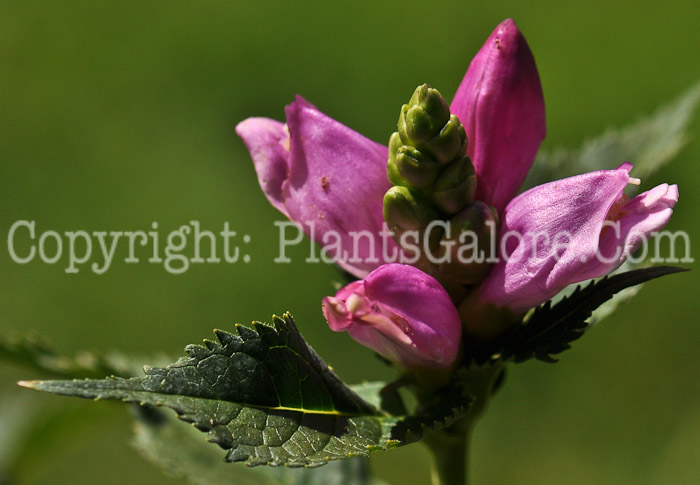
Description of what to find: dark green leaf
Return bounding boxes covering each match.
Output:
[20,313,471,467]
[499,266,688,363]
[524,82,700,189]
[548,259,648,328]
[132,407,387,485]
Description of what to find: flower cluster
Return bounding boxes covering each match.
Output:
[237,19,678,373]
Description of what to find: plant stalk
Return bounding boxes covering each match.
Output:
[426,419,471,485]
[421,363,504,485]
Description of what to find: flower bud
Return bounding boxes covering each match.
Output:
[450,19,546,214]
[383,186,442,254]
[398,84,451,146]
[432,156,477,214]
[322,264,461,370]
[386,131,405,187]
[423,114,468,165]
[437,201,498,285]
[395,146,440,189]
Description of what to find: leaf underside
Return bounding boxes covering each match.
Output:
[20,313,471,468]
[131,406,388,485]
[497,266,688,363]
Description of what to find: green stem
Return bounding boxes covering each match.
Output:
[421,363,504,485]
[425,419,471,485]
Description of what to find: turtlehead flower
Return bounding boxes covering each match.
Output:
[322,264,461,370]
[451,18,546,215]
[474,162,678,315]
[237,18,679,357]
[236,97,395,278]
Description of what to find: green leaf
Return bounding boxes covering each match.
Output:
[0,332,145,379]
[132,406,388,485]
[524,82,700,189]
[20,313,471,467]
[350,381,407,417]
[548,259,648,328]
[498,266,688,363]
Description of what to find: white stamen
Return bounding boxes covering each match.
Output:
[346,294,364,314]
[628,177,641,186]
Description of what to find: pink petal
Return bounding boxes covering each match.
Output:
[322,264,461,369]
[235,117,290,217]
[477,164,678,314]
[450,19,546,214]
[282,96,398,277]
[597,183,678,265]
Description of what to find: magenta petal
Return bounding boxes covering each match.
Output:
[322,264,461,369]
[282,96,398,277]
[450,19,546,214]
[235,117,290,217]
[477,165,677,314]
[597,183,678,266]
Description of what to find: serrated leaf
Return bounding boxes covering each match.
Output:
[548,259,649,328]
[524,82,700,189]
[0,332,145,379]
[499,266,688,363]
[20,313,471,468]
[132,406,388,485]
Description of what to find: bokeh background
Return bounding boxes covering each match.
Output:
[1,1,699,483]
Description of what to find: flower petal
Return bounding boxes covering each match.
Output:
[235,117,290,217]
[597,183,678,266]
[477,164,677,314]
[450,19,546,214]
[282,96,398,277]
[322,264,461,369]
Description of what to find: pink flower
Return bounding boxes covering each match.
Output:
[322,264,461,369]
[237,19,544,280]
[476,162,678,314]
[238,18,678,352]
[236,98,396,278]
[451,19,546,215]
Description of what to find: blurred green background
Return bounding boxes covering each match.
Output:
[1,0,699,483]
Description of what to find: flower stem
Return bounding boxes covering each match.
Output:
[426,419,471,485]
[421,363,504,485]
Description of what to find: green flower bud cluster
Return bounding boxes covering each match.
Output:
[384,84,498,286]
[387,84,475,212]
